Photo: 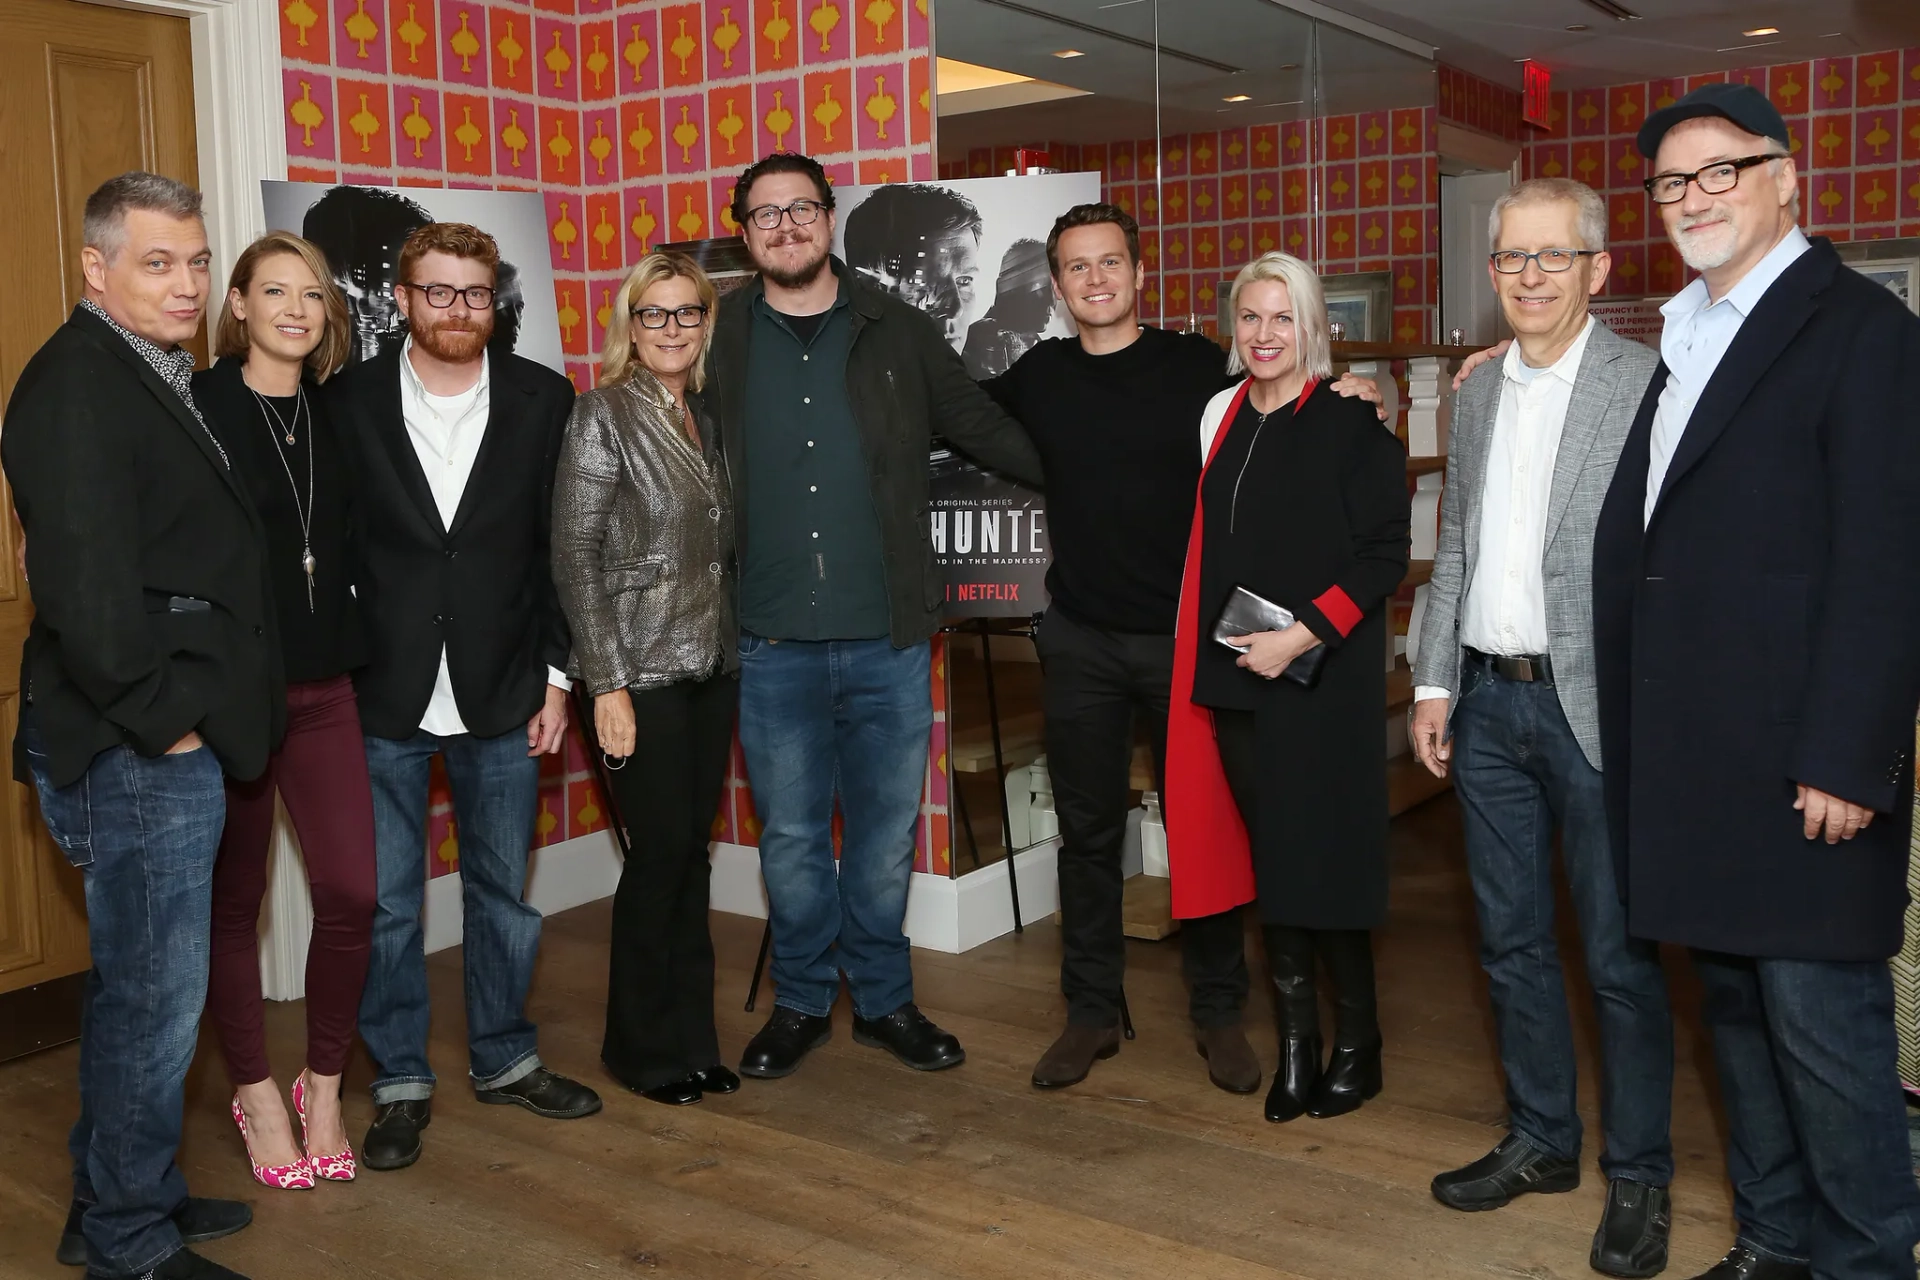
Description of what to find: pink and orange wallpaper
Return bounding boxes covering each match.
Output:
[943,109,1445,345]
[1520,49,1920,300]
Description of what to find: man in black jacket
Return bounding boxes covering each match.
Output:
[711,153,1044,1080]
[5,172,277,1280]
[1593,84,1920,1280]
[328,222,599,1171]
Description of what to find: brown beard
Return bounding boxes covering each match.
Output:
[756,235,830,290]
[411,311,493,362]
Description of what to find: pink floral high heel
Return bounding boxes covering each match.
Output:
[292,1071,357,1182]
[230,1095,315,1190]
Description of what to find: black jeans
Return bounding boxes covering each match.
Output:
[601,671,738,1089]
[1035,608,1249,1029]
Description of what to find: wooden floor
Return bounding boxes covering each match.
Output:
[0,795,1743,1279]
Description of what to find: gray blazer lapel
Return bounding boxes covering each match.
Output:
[1543,334,1615,551]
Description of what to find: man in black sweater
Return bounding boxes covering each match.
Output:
[984,204,1379,1092]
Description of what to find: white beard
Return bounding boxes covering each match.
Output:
[1673,215,1738,272]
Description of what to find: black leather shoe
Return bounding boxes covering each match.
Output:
[1304,1039,1382,1118]
[852,1003,965,1071]
[1685,1246,1810,1280]
[59,1198,252,1267]
[477,1067,602,1119]
[637,1075,702,1106]
[88,1246,252,1279]
[692,1065,741,1094]
[739,1007,834,1079]
[1264,1034,1323,1123]
[1431,1133,1581,1210]
[363,1098,432,1171]
[1591,1178,1671,1277]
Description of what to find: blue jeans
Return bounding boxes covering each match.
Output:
[1693,951,1920,1278]
[1450,660,1675,1184]
[23,712,226,1278]
[358,727,544,1103]
[736,634,932,1019]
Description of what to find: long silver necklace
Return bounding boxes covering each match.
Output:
[247,381,318,612]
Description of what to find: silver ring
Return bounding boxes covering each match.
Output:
[603,752,628,771]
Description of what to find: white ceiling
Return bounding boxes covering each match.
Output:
[1315,0,1920,90]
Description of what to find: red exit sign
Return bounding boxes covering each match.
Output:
[1522,60,1553,129]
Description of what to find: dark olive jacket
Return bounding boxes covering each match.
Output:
[708,259,1044,648]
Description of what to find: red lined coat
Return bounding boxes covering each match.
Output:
[1164,379,1411,925]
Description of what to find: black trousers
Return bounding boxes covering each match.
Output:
[1035,608,1250,1029]
[601,671,738,1089]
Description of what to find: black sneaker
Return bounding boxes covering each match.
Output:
[362,1097,432,1171]
[476,1067,602,1119]
[1591,1178,1672,1278]
[86,1246,250,1280]
[851,1003,965,1071]
[59,1198,252,1267]
[739,1007,833,1079]
[1431,1133,1581,1211]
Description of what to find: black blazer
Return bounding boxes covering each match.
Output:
[326,347,574,741]
[708,260,1043,649]
[1592,237,1920,961]
[3,308,284,787]
[194,357,366,683]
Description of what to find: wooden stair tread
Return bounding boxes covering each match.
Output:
[1406,455,1446,477]
[950,711,1044,774]
[1402,559,1434,590]
[1387,752,1451,816]
[1055,874,1180,941]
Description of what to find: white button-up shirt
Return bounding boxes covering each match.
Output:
[1415,318,1592,704]
[1644,226,1810,525]
[398,339,567,737]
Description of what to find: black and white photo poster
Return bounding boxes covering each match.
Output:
[260,181,565,375]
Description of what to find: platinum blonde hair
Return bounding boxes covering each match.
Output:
[1225,251,1333,380]
[598,252,719,392]
[1488,178,1608,252]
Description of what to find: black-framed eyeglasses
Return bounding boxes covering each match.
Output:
[1489,248,1600,275]
[1643,154,1775,205]
[744,199,825,231]
[631,304,709,329]
[402,282,496,309]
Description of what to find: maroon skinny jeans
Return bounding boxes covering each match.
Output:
[206,675,377,1084]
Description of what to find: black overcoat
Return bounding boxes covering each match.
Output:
[1592,237,1920,961]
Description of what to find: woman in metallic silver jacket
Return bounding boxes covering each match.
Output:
[551,251,738,1107]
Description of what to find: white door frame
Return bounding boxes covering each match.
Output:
[82,0,286,287]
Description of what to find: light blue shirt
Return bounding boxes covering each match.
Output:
[1644,226,1811,525]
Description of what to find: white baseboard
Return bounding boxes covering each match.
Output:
[708,838,1060,954]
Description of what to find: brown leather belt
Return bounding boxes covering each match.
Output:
[1465,647,1554,683]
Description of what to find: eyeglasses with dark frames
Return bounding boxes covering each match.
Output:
[1489,248,1600,274]
[743,199,825,231]
[401,282,497,309]
[1643,154,1776,205]
[631,304,709,329]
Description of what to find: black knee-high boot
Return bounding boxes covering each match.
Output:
[1306,928,1381,1118]
[1263,924,1321,1123]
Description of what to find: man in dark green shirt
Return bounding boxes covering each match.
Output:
[706,153,1043,1081]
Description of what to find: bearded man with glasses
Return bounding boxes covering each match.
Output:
[706,153,1044,1082]
[327,221,602,1173]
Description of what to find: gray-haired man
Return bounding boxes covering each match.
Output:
[1409,178,1675,1278]
[6,173,279,1279]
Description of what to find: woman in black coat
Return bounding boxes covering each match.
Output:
[1166,251,1409,1126]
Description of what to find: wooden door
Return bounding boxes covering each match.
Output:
[0,0,199,1000]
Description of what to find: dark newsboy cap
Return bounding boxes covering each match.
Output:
[1636,82,1790,160]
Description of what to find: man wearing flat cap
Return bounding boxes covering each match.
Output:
[1588,82,1920,1280]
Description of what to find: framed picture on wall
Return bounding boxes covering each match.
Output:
[1835,238,1920,315]
[1321,270,1395,342]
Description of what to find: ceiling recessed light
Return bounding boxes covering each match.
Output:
[1279,63,1299,71]
[1743,26,1779,36]
[1052,48,1084,58]
[1566,23,1589,31]
[1223,93,1251,102]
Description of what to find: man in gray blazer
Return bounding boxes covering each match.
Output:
[1409,178,1675,1279]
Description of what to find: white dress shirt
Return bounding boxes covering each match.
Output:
[1644,226,1811,525]
[398,339,567,737]
[1415,317,1593,704]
